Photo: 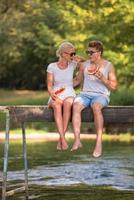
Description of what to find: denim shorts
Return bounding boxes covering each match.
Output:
[74,92,109,108]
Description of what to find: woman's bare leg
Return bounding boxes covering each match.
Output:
[56,97,74,150]
[63,97,74,133]
[49,101,68,150]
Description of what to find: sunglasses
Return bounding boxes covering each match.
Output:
[64,52,76,57]
[86,50,99,55]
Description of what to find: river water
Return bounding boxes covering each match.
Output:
[0,139,134,200]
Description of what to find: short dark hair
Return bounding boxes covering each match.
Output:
[88,40,103,55]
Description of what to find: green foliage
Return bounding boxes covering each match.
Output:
[110,86,134,105]
[0,0,133,89]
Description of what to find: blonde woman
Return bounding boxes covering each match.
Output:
[47,41,84,150]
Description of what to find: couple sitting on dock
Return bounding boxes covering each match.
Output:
[47,40,118,158]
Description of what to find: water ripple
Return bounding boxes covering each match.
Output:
[1,155,133,191]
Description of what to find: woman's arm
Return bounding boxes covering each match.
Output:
[47,72,57,100]
[73,63,84,87]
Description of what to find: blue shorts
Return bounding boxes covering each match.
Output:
[74,92,109,108]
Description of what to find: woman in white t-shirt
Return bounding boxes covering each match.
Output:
[47,41,84,150]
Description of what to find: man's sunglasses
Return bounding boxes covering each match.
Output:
[64,52,76,57]
[86,50,99,55]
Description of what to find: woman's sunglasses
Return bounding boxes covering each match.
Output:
[64,52,76,57]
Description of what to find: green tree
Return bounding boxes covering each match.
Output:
[0,0,133,89]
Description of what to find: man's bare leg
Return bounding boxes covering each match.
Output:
[92,103,104,157]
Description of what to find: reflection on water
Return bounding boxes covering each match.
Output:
[0,140,134,199]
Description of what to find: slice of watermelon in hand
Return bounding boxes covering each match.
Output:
[88,66,98,75]
[55,87,65,95]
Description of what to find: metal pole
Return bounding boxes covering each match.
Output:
[21,122,29,200]
[2,111,10,200]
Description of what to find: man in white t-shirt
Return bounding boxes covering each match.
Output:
[71,40,118,157]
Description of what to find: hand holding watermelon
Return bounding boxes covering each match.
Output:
[88,65,98,75]
[55,87,65,95]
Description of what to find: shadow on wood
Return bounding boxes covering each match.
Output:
[5,105,133,134]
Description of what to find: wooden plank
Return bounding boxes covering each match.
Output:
[103,106,134,124]
[8,106,54,122]
[7,105,134,124]
[82,106,134,124]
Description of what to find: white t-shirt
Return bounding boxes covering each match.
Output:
[82,60,111,100]
[47,61,77,101]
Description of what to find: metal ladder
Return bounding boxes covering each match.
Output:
[2,109,29,200]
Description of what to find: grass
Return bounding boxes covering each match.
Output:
[0,89,49,105]
[0,86,134,106]
[0,89,49,131]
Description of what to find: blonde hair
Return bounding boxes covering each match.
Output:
[56,41,75,57]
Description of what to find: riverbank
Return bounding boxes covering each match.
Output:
[0,131,134,143]
[0,132,95,142]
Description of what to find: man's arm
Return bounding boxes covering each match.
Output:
[96,64,118,90]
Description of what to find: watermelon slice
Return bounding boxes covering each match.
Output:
[55,87,65,95]
[88,66,98,75]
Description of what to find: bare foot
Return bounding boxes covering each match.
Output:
[61,141,68,150]
[57,141,62,150]
[93,144,102,158]
[57,138,68,150]
[71,141,82,151]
